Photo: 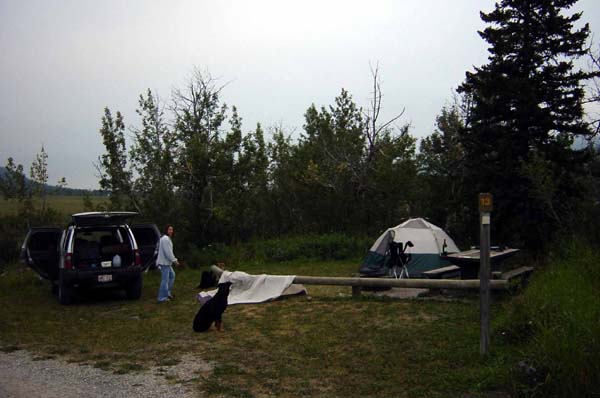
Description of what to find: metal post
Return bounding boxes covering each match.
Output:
[479,193,493,356]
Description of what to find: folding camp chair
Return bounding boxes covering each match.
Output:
[388,241,413,279]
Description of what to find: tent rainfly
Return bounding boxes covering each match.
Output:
[359,218,460,278]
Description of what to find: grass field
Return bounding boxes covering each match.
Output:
[0,259,517,398]
[0,195,108,217]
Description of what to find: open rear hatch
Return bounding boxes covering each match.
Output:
[71,212,139,226]
[130,223,160,270]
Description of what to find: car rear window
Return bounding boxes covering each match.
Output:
[72,226,134,268]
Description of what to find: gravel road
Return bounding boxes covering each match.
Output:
[0,349,212,398]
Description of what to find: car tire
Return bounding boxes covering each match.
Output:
[58,271,74,305]
[125,275,143,300]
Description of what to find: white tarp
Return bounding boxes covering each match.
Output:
[198,270,306,305]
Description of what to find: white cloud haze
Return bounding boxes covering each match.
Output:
[1,0,599,188]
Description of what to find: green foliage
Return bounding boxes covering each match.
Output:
[97,107,136,211]
[29,145,49,213]
[94,70,420,248]
[248,233,371,262]
[293,89,368,231]
[0,157,28,202]
[495,239,600,397]
[170,70,231,244]
[417,96,472,243]
[0,215,23,267]
[129,89,177,226]
[282,88,417,235]
[0,151,74,265]
[186,233,372,268]
[81,191,96,212]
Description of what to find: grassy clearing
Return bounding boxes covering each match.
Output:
[0,260,516,398]
[0,195,108,217]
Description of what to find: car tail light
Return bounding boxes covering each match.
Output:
[134,249,142,266]
[64,253,73,270]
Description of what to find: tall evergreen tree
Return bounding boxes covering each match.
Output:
[267,126,300,234]
[297,89,366,231]
[457,0,595,248]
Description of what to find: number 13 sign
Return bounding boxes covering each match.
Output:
[479,193,493,213]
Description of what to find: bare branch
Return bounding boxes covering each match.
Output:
[363,64,407,161]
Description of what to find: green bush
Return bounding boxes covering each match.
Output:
[0,215,27,267]
[495,239,600,397]
[184,233,372,268]
[185,242,232,269]
[248,233,371,263]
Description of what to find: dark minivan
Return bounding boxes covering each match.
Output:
[21,212,160,305]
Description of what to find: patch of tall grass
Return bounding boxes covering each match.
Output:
[496,239,600,397]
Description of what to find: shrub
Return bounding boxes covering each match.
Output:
[0,215,27,268]
[185,242,232,269]
[248,234,371,263]
[184,233,372,268]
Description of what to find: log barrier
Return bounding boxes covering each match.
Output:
[209,265,510,291]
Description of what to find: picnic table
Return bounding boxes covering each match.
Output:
[442,248,520,279]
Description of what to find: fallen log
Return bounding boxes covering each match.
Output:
[209,265,509,291]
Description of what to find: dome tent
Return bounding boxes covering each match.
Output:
[359,218,460,278]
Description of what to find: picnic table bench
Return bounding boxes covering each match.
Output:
[442,248,520,279]
[422,265,461,279]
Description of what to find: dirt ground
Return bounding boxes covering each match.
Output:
[0,349,211,398]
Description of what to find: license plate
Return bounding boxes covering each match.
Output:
[101,261,112,268]
[98,274,112,282]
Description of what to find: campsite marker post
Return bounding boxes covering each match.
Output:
[479,193,493,356]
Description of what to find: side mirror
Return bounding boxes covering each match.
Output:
[406,241,414,248]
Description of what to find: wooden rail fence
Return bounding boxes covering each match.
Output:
[209,265,510,294]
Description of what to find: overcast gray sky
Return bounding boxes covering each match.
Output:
[1,0,599,189]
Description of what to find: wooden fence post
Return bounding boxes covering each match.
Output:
[479,193,493,356]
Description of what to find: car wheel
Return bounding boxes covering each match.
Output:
[125,275,143,300]
[58,272,73,305]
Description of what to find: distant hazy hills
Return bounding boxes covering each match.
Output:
[0,167,106,196]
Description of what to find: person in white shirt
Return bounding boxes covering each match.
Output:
[157,225,179,302]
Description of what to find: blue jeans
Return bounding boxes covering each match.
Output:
[158,265,175,302]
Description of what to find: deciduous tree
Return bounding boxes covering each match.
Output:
[130,89,177,224]
[30,145,48,214]
[171,70,229,242]
[97,107,136,211]
[418,97,469,240]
